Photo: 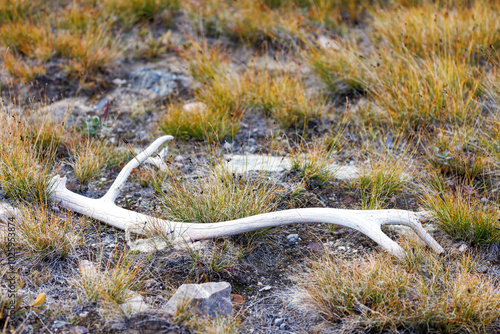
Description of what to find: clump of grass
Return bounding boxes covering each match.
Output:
[0,0,37,24]
[160,76,245,141]
[308,41,368,95]
[421,183,500,246]
[26,108,66,157]
[184,0,303,46]
[294,246,500,333]
[53,25,120,77]
[74,256,143,312]
[184,41,229,83]
[248,67,326,128]
[370,2,500,64]
[290,142,336,184]
[176,309,241,334]
[0,21,54,60]
[184,239,243,281]
[0,110,54,203]
[0,3,120,81]
[133,30,174,60]
[157,165,283,224]
[0,204,80,260]
[103,0,180,27]
[69,139,107,185]
[355,157,408,209]
[426,128,494,180]
[310,43,483,132]
[1,50,46,82]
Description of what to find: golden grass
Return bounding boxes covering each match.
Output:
[247,67,326,128]
[184,0,303,45]
[370,1,500,64]
[421,177,500,245]
[103,0,180,27]
[310,42,483,132]
[356,158,408,210]
[1,50,46,82]
[68,138,107,186]
[0,204,80,260]
[73,255,143,316]
[160,75,245,141]
[295,244,500,333]
[425,127,494,180]
[289,142,336,184]
[0,107,55,204]
[157,165,283,224]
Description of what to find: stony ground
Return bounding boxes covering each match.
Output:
[2,1,500,333]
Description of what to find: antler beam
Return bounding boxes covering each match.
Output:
[1,136,444,258]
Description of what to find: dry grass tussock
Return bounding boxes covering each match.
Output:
[72,255,144,318]
[0,204,81,261]
[294,240,500,333]
[0,105,55,203]
[310,42,483,132]
[156,164,284,224]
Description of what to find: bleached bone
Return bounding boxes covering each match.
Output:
[1,135,444,258]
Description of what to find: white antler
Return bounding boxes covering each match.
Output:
[1,136,444,258]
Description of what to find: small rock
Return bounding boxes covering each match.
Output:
[69,326,88,334]
[458,244,468,253]
[286,234,300,244]
[112,78,127,86]
[129,68,177,97]
[230,293,244,304]
[338,246,346,251]
[259,285,272,292]
[78,311,89,318]
[120,291,150,315]
[163,282,232,318]
[308,242,322,251]
[182,102,207,114]
[52,321,70,329]
[274,318,284,326]
[279,323,290,330]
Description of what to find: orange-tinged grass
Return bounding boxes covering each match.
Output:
[294,244,500,333]
[370,1,500,64]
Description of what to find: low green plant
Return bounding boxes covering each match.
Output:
[184,239,242,281]
[81,115,110,137]
[157,165,283,224]
[422,185,500,246]
[289,143,336,184]
[356,158,407,210]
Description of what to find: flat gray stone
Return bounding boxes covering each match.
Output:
[163,282,232,318]
[130,68,177,97]
[224,154,291,173]
[224,154,360,180]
